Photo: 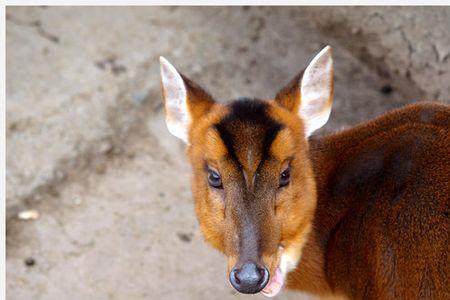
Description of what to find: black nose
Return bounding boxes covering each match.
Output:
[229,261,269,294]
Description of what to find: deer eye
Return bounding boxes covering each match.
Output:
[207,168,223,189]
[279,167,291,188]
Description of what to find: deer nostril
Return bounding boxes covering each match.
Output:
[229,262,270,294]
[233,270,241,285]
[259,265,270,287]
[259,267,267,280]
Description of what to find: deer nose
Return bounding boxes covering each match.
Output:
[229,261,269,294]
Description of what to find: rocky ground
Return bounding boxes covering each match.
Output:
[6,6,450,300]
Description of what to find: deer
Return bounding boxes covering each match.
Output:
[159,46,450,300]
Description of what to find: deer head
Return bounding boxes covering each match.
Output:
[160,46,333,297]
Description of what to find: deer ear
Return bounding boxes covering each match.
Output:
[160,57,215,143]
[275,46,334,137]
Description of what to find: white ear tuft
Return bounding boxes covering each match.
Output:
[160,56,190,143]
[300,46,334,137]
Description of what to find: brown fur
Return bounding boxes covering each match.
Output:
[187,97,318,275]
[289,102,450,299]
[162,60,449,299]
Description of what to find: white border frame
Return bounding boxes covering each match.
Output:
[2,3,449,300]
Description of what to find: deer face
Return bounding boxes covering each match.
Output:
[160,47,333,297]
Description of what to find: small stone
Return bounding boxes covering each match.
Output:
[99,141,113,154]
[351,27,361,35]
[95,163,106,174]
[95,60,106,70]
[54,170,66,181]
[380,84,393,95]
[111,64,127,75]
[131,91,148,104]
[18,210,40,220]
[177,232,193,243]
[73,197,82,205]
[112,147,122,155]
[25,257,36,267]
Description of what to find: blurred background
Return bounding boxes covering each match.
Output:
[5,6,450,300]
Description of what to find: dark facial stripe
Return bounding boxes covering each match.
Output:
[215,122,242,169]
[215,99,284,264]
[261,122,283,163]
[214,98,283,169]
[228,98,271,124]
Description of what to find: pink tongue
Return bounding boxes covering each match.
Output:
[261,268,284,297]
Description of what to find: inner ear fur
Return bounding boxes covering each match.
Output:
[274,46,334,137]
[160,56,216,143]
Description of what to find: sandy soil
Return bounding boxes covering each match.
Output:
[6,6,450,300]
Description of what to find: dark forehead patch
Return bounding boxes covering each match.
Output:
[214,98,283,169]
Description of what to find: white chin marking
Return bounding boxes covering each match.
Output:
[261,249,301,297]
[279,250,299,275]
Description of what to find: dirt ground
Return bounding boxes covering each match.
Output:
[6,7,450,300]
